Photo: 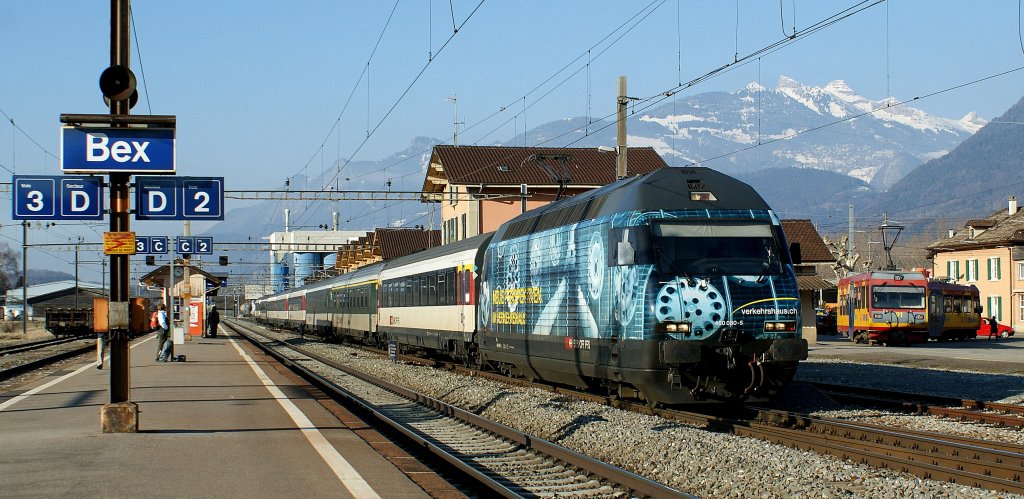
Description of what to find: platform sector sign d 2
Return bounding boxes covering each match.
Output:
[61,126,175,174]
[134,176,224,221]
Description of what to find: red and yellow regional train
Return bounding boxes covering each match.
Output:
[837,270,980,345]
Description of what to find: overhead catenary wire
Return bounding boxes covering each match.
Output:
[434,0,887,186]
[129,6,153,114]
[311,0,667,207]
[291,0,486,230]
[0,105,60,168]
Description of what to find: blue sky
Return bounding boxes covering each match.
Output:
[2,1,1024,280]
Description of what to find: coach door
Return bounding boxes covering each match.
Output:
[846,282,856,337]
[927,291,944,339]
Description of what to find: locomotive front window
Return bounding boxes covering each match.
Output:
[652,222,782,276]
[871,285,925,309]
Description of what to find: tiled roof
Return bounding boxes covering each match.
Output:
[427,145,669,189]
[376,228,441,259]
[781,219,833,263]
[927,204,1024,253]
[796,275,835,291]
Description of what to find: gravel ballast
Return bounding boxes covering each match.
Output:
[257,329,1022,498]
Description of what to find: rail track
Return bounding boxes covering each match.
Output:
[224,319,688,498]
[234,319,1024,495]
[809,381,1024,428]
[0,337,80,356]
[0,337,96,382]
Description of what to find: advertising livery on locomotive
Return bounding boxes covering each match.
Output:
[254,167,808,405]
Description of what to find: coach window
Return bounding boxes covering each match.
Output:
[408,277,417,307]
[458,269,466,305]
[446,270,454,305]
[437,272,447,305]
[427,274,437,305]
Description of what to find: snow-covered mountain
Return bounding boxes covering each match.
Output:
[632,76,983,189]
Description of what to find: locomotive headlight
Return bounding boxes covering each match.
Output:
[764,321,796,332]
[658,322,692,334]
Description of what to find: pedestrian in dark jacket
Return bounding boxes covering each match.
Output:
[989,316,1000,340]
[206,305,220,338]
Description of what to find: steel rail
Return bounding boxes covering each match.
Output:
[236,319,1023,494]
[0,337,79,356]
[0,343,95,382]
[809,381,1024,428]
[225,319,688,498]
[749,408,1024,493]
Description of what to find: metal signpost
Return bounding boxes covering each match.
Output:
[7,0,225,433]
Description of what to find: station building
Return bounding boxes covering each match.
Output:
[927,196,1024,333]
[420,145,670,244]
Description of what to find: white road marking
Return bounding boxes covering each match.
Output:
[0,337,152,412]
[226,336,381,499]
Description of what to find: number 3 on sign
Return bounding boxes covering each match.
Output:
[26,191,45,212]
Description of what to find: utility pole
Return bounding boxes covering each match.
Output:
[616,76,628,180]
[847,204,854,257]
[183,220,191,343]
[73,237,81,308]
[101,0,136,432]
[446,95,462,146]
[21,221,28,334]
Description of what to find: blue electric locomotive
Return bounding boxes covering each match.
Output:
[476,167,806,403]
[254,166,806,405]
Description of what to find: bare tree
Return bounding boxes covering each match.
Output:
[0,242,20,293]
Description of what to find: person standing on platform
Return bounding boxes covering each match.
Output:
[151,306,162,359]
[206,304,220,338]
[156,304,172,361]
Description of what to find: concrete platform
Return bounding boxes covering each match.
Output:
[0,330,457,498]
[809,334,1024,374]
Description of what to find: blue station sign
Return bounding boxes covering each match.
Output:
[135,176,224,221]
[12,175,104,220]
[135,235,169,254]
[61,126,175,174]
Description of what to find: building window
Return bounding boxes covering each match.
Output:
[1018,262,1024,280]
[966,259,978,282]
[987,296,1003,321]
[1019,295,1024,323]
[461,213,467,239]
[988,257,1002,280]
[947,260,961,281]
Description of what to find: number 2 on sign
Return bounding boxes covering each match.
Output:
[192,192,209,212]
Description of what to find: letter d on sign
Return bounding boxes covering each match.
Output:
[70,191,90,212]
[148,191,167,212]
